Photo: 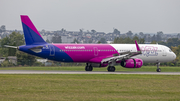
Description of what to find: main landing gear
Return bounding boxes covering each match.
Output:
[156,62,161,72]
[85,63,93,71]
[107,66,116,72]
[107,61,116,72]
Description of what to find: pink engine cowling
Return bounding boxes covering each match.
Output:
[120,58,143,68]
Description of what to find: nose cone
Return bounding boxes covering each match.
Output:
[173,52,176,60]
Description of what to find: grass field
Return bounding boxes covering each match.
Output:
[0,66,180,72]
[0,74,180,101]
[0,66,180,100]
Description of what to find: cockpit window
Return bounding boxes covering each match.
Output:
[169,49,172,52]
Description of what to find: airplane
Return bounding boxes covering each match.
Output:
[5,15,176,72]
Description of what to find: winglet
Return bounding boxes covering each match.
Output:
[135,40,141,52]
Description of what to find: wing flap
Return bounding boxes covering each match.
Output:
[101,54,127,63]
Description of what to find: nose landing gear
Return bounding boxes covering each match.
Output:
[156,62,161,72]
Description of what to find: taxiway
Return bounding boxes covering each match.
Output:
[0,70,180,75]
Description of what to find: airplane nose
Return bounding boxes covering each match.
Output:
[173,53,176,60]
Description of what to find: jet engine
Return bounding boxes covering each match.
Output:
[120,58,143,68]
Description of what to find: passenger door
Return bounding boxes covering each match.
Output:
[49,45,55,56]
[93,47,98,56]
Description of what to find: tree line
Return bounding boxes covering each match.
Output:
[0,32,38,67]
[113,36,145,44]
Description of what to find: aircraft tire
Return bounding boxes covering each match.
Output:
[85,66,93,71]
[156,68,161,72]
[107,66,115,72]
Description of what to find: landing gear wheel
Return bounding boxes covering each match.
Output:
[156,62,161,72]
[85,66,93,71]
[107,66,115,72]
[156,68,161,72]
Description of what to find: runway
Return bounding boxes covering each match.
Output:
[0,70,180,75]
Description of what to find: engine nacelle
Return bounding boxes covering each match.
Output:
[120,58,143,68]
[90,63,108,68]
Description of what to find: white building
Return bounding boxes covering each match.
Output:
[42,35,54,42]
[61,36,77,43]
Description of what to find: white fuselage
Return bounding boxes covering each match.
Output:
[111,44,176,63]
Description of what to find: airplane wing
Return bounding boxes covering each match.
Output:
[101,40,141,63]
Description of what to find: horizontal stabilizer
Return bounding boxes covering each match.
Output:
[4,45,18,49]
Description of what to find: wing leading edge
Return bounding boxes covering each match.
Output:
[101,40,142,63]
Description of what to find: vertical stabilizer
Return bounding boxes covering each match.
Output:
[21,15,46,45]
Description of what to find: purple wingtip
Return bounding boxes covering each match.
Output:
[135,40,140,51]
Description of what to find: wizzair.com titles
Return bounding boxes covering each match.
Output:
[65,46,85,49]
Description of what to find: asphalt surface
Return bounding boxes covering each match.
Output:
[0,70,180,75]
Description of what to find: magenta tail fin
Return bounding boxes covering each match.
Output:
[21,15,46,45]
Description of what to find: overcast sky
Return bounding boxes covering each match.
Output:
[0,0,180,34]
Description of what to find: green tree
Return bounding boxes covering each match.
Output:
[73,38,79,43]
[139,38,145,44]
[124,37,132,43]
[0,36,10,56]
[0,31,24,56]
[113,28,120,35]
[171,45,180,66]
[79,29,83,34]
[151,40,157,44]
[100,38,106,43]
[0,25,6,32]
[126,31,133,36]
[113,37,119,43]
[177,33,180,38]
[156,31,163,41]
[91,29,96,34]
[113,36,144,44]
[132,36,139,43]
[139,32,144,37]
[16,51,36,66]
[151,34,157,42]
